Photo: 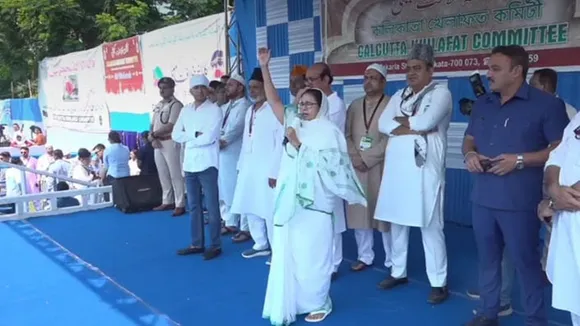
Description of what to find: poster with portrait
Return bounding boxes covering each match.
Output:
[38,47,110,133]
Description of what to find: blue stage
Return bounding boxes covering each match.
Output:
[0,208,572,325]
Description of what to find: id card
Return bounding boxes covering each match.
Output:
[359,136,373,151]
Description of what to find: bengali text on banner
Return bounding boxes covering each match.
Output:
[38,47,110,132]
[323,0,580,75]
[140,13,226,112]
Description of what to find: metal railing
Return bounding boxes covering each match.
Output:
[0,161,113,221]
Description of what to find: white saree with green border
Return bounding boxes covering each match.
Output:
[263,104,367,325]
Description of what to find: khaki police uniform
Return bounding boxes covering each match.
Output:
[151,97,185,208]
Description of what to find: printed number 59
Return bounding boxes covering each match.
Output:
[528,53,539,64]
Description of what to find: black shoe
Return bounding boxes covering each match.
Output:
[177,246,205,256]
[377,276,408,290]
[464,315,499,326]
[203,247,222,260]
[427,286,449,304]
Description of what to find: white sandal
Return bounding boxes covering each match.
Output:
[304,307,332,323]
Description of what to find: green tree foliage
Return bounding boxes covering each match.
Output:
[0,0,224,98]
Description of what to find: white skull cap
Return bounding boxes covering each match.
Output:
[365,63,387,79]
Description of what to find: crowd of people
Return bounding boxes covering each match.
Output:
[0,123,47,147]
[137,42,580,326]
[2,42,579,326]
[0,129,156,213]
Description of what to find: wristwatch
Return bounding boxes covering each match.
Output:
[515,154,524,170]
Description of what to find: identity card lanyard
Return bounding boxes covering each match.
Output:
[360,94,384,151]
[363,94,385,134]
[222,102,234,129]
[245,104,260,154]
[248,104,258,137]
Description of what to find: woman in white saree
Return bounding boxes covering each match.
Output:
[262,88,367,325]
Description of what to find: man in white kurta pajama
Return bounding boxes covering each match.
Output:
[218,74,251,237]
[231,67,283,259]
[541,112,580,326]
[374,44,451,304]
[306,63,347,279]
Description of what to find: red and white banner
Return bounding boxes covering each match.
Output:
[103,36,144,94]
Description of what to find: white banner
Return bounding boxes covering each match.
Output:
[38,47,110,133]
[141,13,226,110]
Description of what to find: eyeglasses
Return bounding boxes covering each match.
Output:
[297,102,318,109]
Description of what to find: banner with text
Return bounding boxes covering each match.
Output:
[140,13,226,112]
[324,0,580,75]
[103,36,147,115]
[38,47,110,132]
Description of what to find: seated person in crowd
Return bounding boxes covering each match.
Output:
[70,148,101,204]
[30,126,47,145]
[46,149,71,192]
[129,150,140,176]
[55,181,80,208]
[100,131,130,182]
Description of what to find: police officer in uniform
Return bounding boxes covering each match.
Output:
[149,77,186,216]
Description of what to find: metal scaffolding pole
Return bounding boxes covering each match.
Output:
[223,0,242,76]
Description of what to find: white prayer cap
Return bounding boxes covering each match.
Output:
[230,73,245,87]
[365,63,387,79]
[189,74,209,89]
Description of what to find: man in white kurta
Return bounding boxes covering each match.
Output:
[306,62,347,278]
[374,44,451,304]
[218,74,251,237]
[529,68,577,270]
[36,144,54,192]
[231,67,283,259]
[541,112,580,326]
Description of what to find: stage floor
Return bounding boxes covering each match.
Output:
[0,208,572,325]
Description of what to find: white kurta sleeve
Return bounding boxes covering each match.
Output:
[222,103,247,145]
[188,108,224,148]
[71,165,93,189]
[378,92,401,135]
[408,87,452,132]
[171,107,195,143]
[546,114,580,168]
[546,143,566,169]
[269,125,284,179]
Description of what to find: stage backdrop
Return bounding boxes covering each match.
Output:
[317,0,580,226]
[38,47,110,133]
[324,0,577,75]
[36,13,226,148]
[137,13,226,130]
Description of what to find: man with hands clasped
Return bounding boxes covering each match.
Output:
[462,45,569,326]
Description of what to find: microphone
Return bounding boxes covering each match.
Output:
[283,114,304,145]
